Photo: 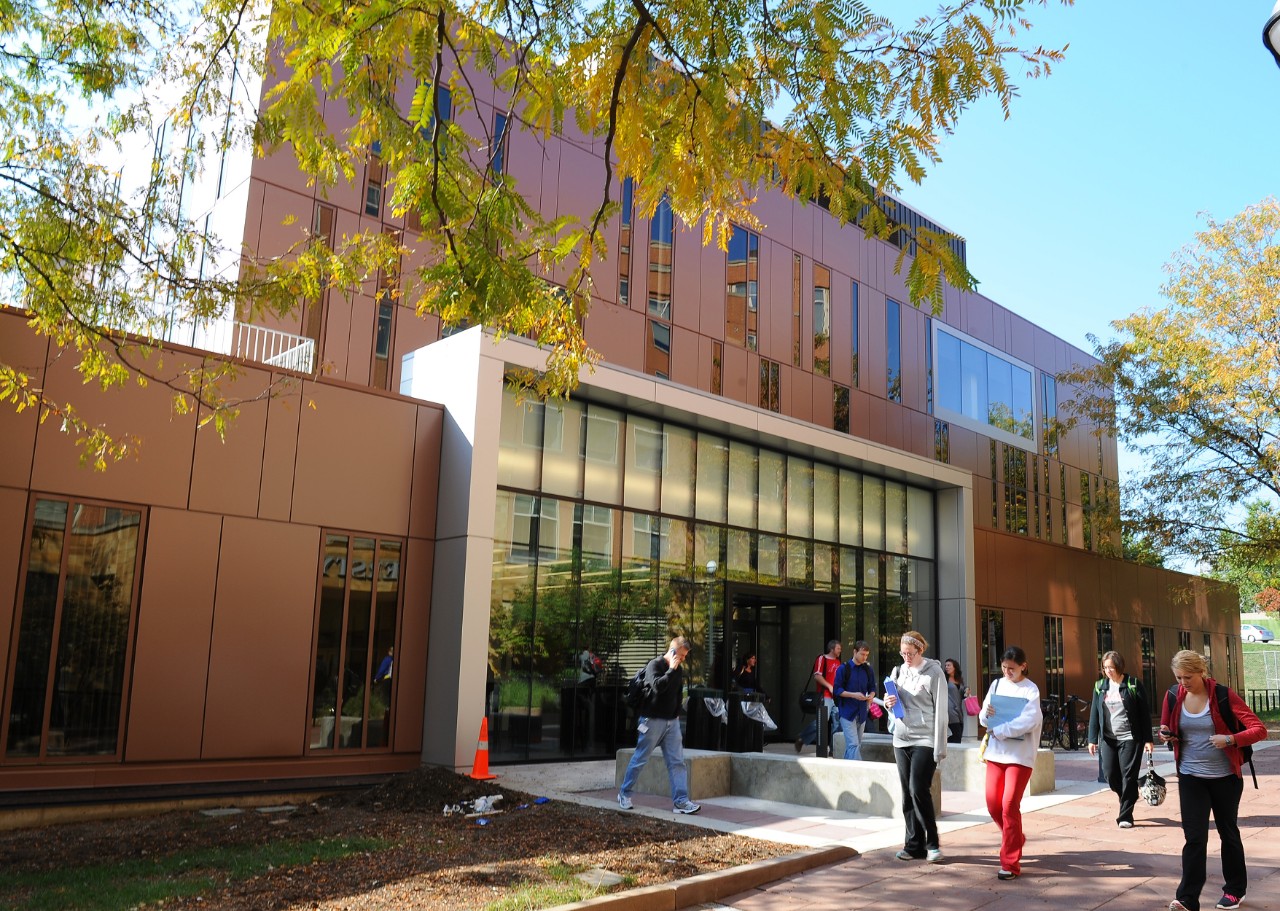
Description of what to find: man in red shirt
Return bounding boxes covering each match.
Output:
[795,640,841,756]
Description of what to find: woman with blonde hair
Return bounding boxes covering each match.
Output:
[884,630,948,863]
[1160,650,1266,911]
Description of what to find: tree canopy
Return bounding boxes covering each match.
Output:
[1063,198,1280,568]
[2,0,1071,466]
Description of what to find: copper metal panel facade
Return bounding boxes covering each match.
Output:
[202,517,319,760]
[126,508,221,762]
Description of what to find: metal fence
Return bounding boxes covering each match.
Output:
[1246,689,1280,713]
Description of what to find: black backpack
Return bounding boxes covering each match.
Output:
[1164,683,1257,788]
[623,667,648,709]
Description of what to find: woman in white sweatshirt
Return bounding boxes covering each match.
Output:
[884,630,949,864]
[979,645,1043,881]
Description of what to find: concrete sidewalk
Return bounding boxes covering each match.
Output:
[497,741,1280,911]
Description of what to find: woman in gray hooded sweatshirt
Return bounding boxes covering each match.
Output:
[884,630,949,863]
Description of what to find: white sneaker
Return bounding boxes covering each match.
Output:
[673,800,701,814]
[1118,820,1134,829]
[617,793,632,810]
[926,848,943,863]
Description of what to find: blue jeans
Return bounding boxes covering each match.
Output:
[839,714,865,760]
[799,700,838,755]
[619,716,690,807]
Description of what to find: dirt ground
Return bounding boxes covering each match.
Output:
[0,766,794,910]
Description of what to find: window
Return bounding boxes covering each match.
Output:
[310,533,401,751]
[371,230,401,389]
[4,497,145,760]
[1081,471,1093,550]
[935,324,1036,444]
[934,420,950,463]
[1096,621,1113,662]
[813,264,831,375]
[618,176,633,307]
[1202,633,1212,676]
[305,203,336,344]
[1043,615,1065,704]
[711,341,722,395]
[1041,373,1059,456]
[850,280,860,387]
[646,319,671,379]
[759,358,780,412]
[925,318,934,413]
[792,254,802,366]
[647,194,673,319]
[980,608,1005,692]
[365,178,382,217]
[492,112,509,176]
[886,298,901,402]
[1179,630,1192,652]
[834,383,850,433]
[1141,627,1157,713]
[422,85,452,141]
[990,441,999,528]
[364,145,383,217]
[725,225,759,349]
[1003,444,1028,535]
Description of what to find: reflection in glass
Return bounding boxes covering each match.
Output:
[498,387,542,490]
[584,406,623,503]
[758,450,785,534]
[786,456,814,539]
[863,477,885,551]
[813,463,838,542]
[694,432,729,523]
[8,499,142,759]
[542,399,586,498]
[624,416,663,511]
[885,482,906,555]
[728,441,758,528]
[661,425,696,517]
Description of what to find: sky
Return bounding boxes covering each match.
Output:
[895,1,1280,361]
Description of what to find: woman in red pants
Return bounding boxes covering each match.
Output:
[979,645,1043,881]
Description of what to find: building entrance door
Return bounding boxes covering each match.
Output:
[724,585,839,744]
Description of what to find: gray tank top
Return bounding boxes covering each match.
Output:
[1178,704,1233,778]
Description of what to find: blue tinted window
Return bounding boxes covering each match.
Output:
[492,113,508,175]
[886,299,901,402]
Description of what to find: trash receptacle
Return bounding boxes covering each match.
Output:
[728,694,765,752]
[684,686,723,749]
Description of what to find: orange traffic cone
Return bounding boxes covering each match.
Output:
[469,717,498,780]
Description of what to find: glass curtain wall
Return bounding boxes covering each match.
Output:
[489,386,938,761]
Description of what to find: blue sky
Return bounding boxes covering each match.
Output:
[895,2,1280,360]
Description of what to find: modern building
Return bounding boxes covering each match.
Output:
[0,49,1239,800]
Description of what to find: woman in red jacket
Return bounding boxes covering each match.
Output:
[1159,650,1266,911]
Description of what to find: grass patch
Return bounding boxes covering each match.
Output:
[0,835,387,911]
[479,858,639,911]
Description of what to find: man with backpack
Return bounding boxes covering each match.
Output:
[833,640,877,760]
[617,636,701,815]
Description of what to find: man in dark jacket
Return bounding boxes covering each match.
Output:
[617,636,701,814]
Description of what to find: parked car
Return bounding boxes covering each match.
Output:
[1241,623,1275,643]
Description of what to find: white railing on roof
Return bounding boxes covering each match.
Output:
[229,322,316,374]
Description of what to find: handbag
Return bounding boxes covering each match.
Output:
[963,694,981,716]
[978,732,989,762]
[1139,753,1166,806]
[797,656,829,714]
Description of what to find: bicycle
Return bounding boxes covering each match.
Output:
[1039,695,1059,748]
[1053,695,1089,750]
